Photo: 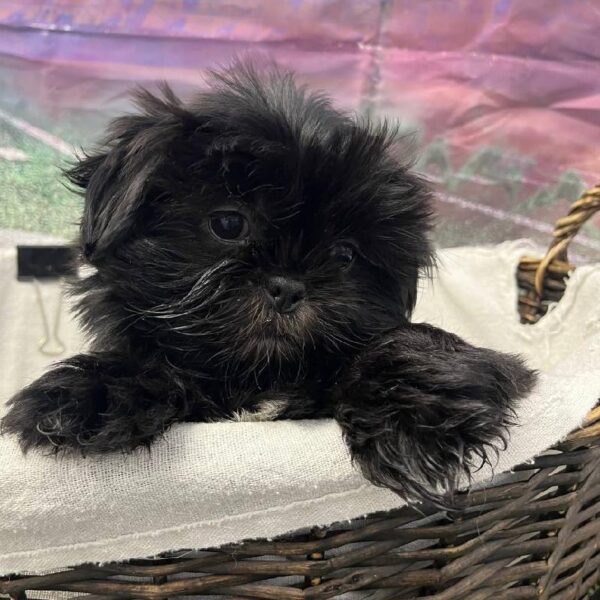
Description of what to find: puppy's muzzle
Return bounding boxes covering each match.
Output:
[266,276,306,314]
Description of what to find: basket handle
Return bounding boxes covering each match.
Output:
[533,185,600,295]
[517,185,600,323]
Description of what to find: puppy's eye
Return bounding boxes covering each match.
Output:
[209,211,249,242]
[330,243,355,270]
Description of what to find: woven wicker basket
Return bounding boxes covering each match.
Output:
[1,188,600,600]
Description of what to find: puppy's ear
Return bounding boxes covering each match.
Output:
[66,85,191,261]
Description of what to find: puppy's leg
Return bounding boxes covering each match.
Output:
[334,323,536,504]
[1,353,188,454]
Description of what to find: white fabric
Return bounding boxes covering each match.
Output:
[0,238,599,575]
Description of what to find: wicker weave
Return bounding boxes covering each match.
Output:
[2,190,600,600]
[517,184,600,324]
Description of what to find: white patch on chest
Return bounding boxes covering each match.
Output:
[230,399,289,422]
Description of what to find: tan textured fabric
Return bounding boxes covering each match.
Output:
[0,239,599,575]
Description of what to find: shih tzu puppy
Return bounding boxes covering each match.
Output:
[2,63,536,503]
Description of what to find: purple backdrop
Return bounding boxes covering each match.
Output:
[0,0,599,260]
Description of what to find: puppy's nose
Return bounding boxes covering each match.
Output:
[266,276,306,314]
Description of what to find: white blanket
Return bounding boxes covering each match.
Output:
[0,239,599,575]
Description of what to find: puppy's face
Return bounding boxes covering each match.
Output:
[69,66,433,374]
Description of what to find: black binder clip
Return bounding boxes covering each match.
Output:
[16,245,78,356]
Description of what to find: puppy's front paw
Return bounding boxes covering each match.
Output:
[1,354,180,454]
[335,323,536,504]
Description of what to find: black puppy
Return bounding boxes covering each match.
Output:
[2,63,535,503]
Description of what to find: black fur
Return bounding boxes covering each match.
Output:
[334,323,535,503]
[1,62,536,504]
